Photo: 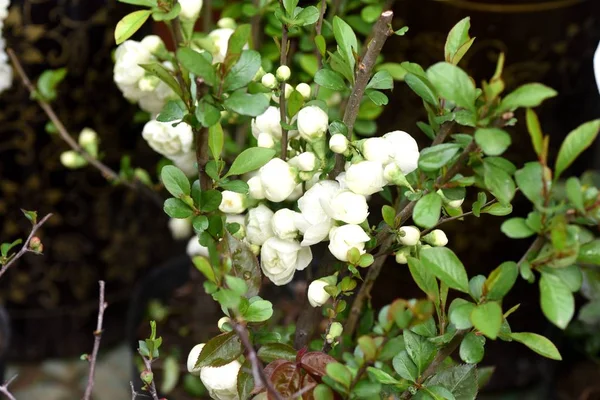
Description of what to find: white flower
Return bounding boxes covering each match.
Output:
[208,28,235,64]
[219,191,247,214]
[398,226,420,246]
[187,237,209,258]
[246,204,274,246]
[140,35,164,53]
[328,225,370,262]
[297,180,340,242]
[187,343,205,374]
[286,183,304,202]
[296,83,311,99]
[308,279,331,307]
[78,128,98,148]
[297,106,328,141]
[272,84,293,103]
[383,130,419,175]
[276,65,291,81]
[171,151,198,177]
[261,73,277,89]
[217,17,236,29]
[257,132,275,148]
[289,152,317,172]
[422,229,448,247]
[247,176,266,200]
[179,0,203,20]
[258,158,298,202]
[142,120,193,158]
[114,41,151,87]
[271,208,298,240]
[362,137,392,165]
[60,151,87,169]
[324,191,369,224]
[200,360,242,400]
[260,238,312,285]
[169,218,192,240]
[395,247,412,264]
[252,106,281,139]
[345,161,386,195]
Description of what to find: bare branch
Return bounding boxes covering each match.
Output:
[0,213,52,280]
[83,281,108,400]
[139,353,160,400]
[0,375,18,400]
[196,127,212,191]
[7,49,162,207]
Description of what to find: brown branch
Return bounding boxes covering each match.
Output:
[7,49,163,207]
[203,0,213,32]
[279,24,289,160]
[0,213,52,280]
[196,128,212,190]
[83,281,108,400]
[231,322,283,400]
[330,10,394,177]
[139,353,160,400]
[0,375,17,400]
[130,382,139,400]
[251,0,262,49]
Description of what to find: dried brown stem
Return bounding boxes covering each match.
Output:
[7,49,162,207]
[231,322,283,400]
[279,24,289,159]
[0,376,17,400]
[0,213,52,280]
[83,281,108,400]
[330,10,394,177]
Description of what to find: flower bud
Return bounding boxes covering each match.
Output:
[78,128,98,148]
[140,35,164,53]
[298,171,315,181]
[422,229,448,247]
[200,360,241,400]
[140,370,154,385]
[297,106,328,141]
[271,208,299,240]
[328,224,370,262]
[326,322,343,343]
[247,176,266,200]
[398,226,420,246]
[329,134,349,154]
[294,152,317,172]
[217,17,236,29]
[187,343,205,374]
[246,204,275,246]
[258,158,299,202]
[436,189,464,209]
[168,218,192,240]
[217,317,232,332]
[179,0,203,20]
[271,84,293,103]
[361,137,392,165]
[257,132,275,148]
[276,65,291,82]
[253,66,266,82]
[60,151,87,169]
[307,278,331,307]
[295,83,311,99]
[219,191,247,214]
[383,163,412,190]
[249,243,260,255]
[395,247,412,264]
[29,237,43,253]
[261,73,277,89]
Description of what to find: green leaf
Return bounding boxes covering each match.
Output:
[366,367,401,386]
[193,215,209,233]
[157,100,186,122]
[160,355,180,393]
[115,10,151,44]
[224,24,251,67]
[500,218,535,239]
[514,162,545,206]
[152,3,181,21]
[36,68,67,101]
[459,332,485,364]
[315,69,347,91]
[382,205,396,227]
[376,62,408,80]
[223,91,270,117]
[566,177,584,211]
[140,63,185,100]
[192,255,215,283]
[510,332,562,360]
[539,272,574,329]
[326,363,352,388]
[366,71,393,90]
[287,90,305,117]
[428,364,478,400]
[481,203,512,216]
[223,50,261,92]
[541,265,582,292]
[483,159,515,205]
[21,209,38,225]
[199,190,223,213]
[413,192,443,229]
[1,239,22,258]
[361,4,383,23]
[118,0,157,6]
[225,147,276,177]
[404,73,440,107]
[471,302,502,339]
[366,90,388,106]
[358,336,378,361]
[333,17,358,74]
[177,47,217,86]
[220,180,249,193]
[474,128,511,156]
[426,62,477,112]
[407,257,439,304]
[195,331,243,368]
[295,6,320,26]
[498,83,557,113]
[244,299,273,322]
[219,231,262,297]
[208,123,224,161]
[484,261,518,301]
[444,17,472,65]
[196,100,221,128]
[161,165,191,198]
[525,108,544,156]
[393,350,418,382]
[578,239,600,265]
[257,343,296,363]
[283,0,299,15]
[163,198,193,218]
[237,361,254,400]
[404,330,436,377]
[313,384,335,400]
[554,119,600,179]
[418,143,461,172]
[421,247,469,293]
[449,300,474,329]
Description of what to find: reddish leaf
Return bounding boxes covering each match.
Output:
[296,347,308,364]
[301,374,318,400]
[252,359,290,395]
[299,352,337,378]
[269,362,301,399]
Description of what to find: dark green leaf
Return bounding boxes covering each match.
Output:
[485,261,518,301]
[403,330,436,377]
[177,47,217,86]
[413,192,443,229]
[459,332,485,364]
[193,215,209,233]
[474,128,511,156]
[418,144,461,172]
[199,190,222,212]
[428,364,478,400]
[483,159,515,205]
[366,90,388,106]
[510,332,562,360]
[161,165,190,198]
[333,17,358,73]
[554,119,600,179]
[404,73,440,108]
[445,17,471,64]
[407,257,439,304]
[498,83,557,113]
[224,24,251,67]
[514,162,546,206]
[223,50,261,92]
[140,62,185,100]
[224,91,270,117]
[287,90,305,118]
[471,302,502,339]
[225,147,276,177]
[115,10,151,44]
[315,69,347,91]
[163,198,193,218]
[393,350,418,382]
[219,180,249,193]
[426,62,477,112]
[539,272,574,329]
[237,361,254,400]
[526,108,544,156]
[578,239,600,265]
[195,331,243,368]
[208,123,224,161]
[421,247,469,293]
[157,100,186,122]
[257,343,296,363]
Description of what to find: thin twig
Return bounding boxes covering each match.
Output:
[279,22,289,160]
[130,382,139,400]
[139,353,160,400]
[231,322,283,400]
[330,10,394,177]
[83,281,108,400]
[420,199,497,236]
[7,49,162,207]
[0,213,52,280]
[313,0,327,94]
[0,375,17,400]
[203,0,213,32]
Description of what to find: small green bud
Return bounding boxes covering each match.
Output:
[261,73,277,89]
[326,322,343,343]
[140,370,154,385]
[276,65,291,82]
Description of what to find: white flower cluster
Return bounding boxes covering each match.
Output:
[142,119,198,176]
[394,228,449,264]
[0,0,12,95]
[113,36,174,114]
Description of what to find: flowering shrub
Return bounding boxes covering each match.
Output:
[3,0,600,399]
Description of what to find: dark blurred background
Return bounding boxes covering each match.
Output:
[0,0,599,398]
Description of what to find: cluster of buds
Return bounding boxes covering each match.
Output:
[394,228,448,264]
